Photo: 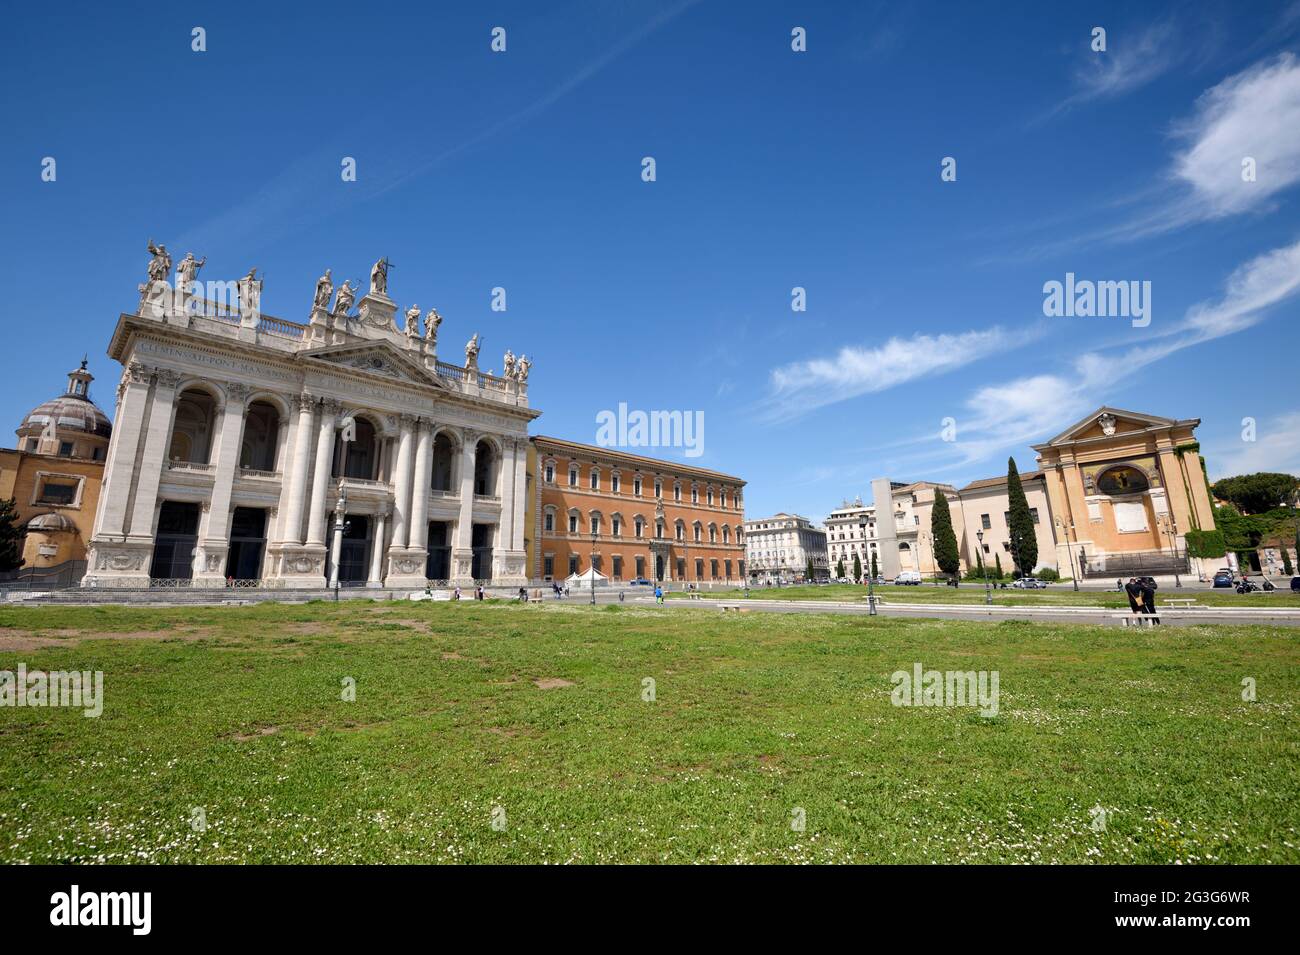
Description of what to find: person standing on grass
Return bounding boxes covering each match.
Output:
[654,584,663,605]
[1124,578,1141,616]
[1140,578,1159,622]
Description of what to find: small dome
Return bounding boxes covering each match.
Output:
[18,395,112,439]
[15,358,112,445]
[24,512,77,533]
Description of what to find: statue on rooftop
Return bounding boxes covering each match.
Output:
[333,279,357,317]
[145,239,172,283]
[503,350,516,379]
[369,257,393,296]
[176,251,206,289]
[314,269,333,310]
[424,307,442,345]
[405,304,422,340]
[465,333,480,367]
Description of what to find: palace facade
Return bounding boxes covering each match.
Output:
[743,513,828,583]
[82,252,539,589]
[528,436,746,584]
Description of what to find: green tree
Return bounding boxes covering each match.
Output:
[0,497,24,573]
[870,551,878,579]
[836,558,845,580]
[852,553,862,583]
[994,552,1003,580]
[1210,472,1300,515]
[1282,542,1294,576]
[1006,457,1037,576]
[806,558,814,581]
[930,490,960,581]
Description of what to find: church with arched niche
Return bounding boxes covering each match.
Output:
[83,248,539,589]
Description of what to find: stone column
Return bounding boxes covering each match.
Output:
[389,415,417,550]
[305,399,340,547]
[94,362,156,540]
[511,437,528,553]
[452,429,478,581]
[194,383,250,584]
[409,419,434,552]
[368,509,389,587]
[125,368,182,541]
[279,393,316,546]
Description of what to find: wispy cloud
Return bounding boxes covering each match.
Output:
[1048,20,1185,117]
[884,238,1300,476]
[1207,410,1300,478]
[764,326,1028,423]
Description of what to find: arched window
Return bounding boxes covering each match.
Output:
[169,388,217,464]
[240,400,281,471]
[431,432,455,490]
[333,417,378,479]
[474,439,496,495]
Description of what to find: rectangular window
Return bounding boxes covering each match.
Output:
[725,559,732,578]
[695,558,704,579]
[1029,507,1040,524]
[58,442,73,457]
[544,513,554,532]
[635,519,643,538]
[612,475,620,493]
[590,471,599,490]
[981,514,991,530]
[25,438,37,451]
[654,480,662,498]
[36,479,78,505]
[707,490,714,506]
[591,517,599,535]
[544,464,554,483]
[543,556,554,578]
[569,468,578,487]
[612,556,623,579]
[710,559,719,579]
[674,485,681,501]
[635,556,645,579]
[568,515,578,533]
[691,487,698,503]
[634,478,642,496]
[612,517,621,536]
[569,556,579,576]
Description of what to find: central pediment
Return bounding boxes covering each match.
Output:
[298,340,448,390]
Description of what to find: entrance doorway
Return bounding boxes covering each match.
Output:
[426,521,452,581]
[654,554,665,582]
[471,523,494,580]
[150,501,200,579]
[225,507,267,581]
[338,514,370,585]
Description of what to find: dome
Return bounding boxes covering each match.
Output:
[15,359,112,454]
[24,512,77,533]
[18,395,112,440]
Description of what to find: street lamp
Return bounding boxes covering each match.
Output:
[976,529,992,605]
[329,486,350,601]
[590,527,598,605]
[1055,516,1080,591]
[1159,513,1182,588]
[860,518,876,616]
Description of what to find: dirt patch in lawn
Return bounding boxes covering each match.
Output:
[533,677,575,690]
[0,628,215,651]
[231,725,281,742]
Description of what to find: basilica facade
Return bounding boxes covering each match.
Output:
[83,250,539,589]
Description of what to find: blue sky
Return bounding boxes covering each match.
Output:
[3,0,1299,521]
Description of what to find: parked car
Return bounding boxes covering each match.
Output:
[894,571,922,585]
[1212,570,1234,588]
[629,577,653,586]
[1011,576,1049,589]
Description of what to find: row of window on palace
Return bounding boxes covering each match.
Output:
[542,461,741,509]
[543,510,742,544]
[541,554,742,580]
[827,508,1041,542]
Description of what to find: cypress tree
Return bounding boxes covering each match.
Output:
[836,558,845,580]
[1006,457,1038,576]
[852,553,862,583]
[806,558,814,581]
[994,552,1004,580]
[870,551,879,579]
[931,490,960,582]
[1281,542,1294,576]
[0,497,24,573]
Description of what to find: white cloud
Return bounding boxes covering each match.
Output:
[1208,411,1300,478]
[765,327,1020,421]
[1173,53,1300,219]
[1068,21,1182,105]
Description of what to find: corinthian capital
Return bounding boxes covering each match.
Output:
[155,368,183,389]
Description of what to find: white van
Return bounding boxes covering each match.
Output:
[894,571,922,585]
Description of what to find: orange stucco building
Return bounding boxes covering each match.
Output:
[527,436,746,585]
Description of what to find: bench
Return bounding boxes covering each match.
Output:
[1111,613,1160,627]
[718,604,744,612]
[1161,598,1198,608]
[687,592,704,600]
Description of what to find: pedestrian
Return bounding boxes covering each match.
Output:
[1123,578,1141,616]
[1116,577,1123,592]
[618,590,625,603]
[453,585,462,601]
[654,584,663,605]
[1139,577,1159,623]
[477,584,485,601]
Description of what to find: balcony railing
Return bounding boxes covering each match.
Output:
[238,467,281,480]
[167,461,214,473]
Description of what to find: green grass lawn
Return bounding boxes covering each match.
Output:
[1,601,1297,864]
[676,582,1300,608]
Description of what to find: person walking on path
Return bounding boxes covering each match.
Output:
[654,584,663,605]
[1139,578,1159,623]
[1123,578,1142,617]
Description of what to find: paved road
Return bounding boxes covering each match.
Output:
[592,593,1300,627]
